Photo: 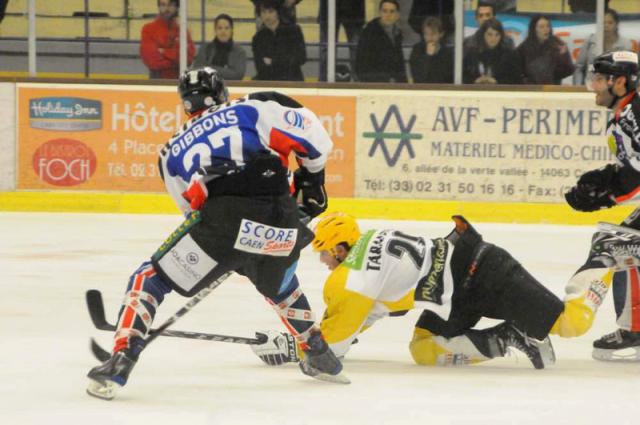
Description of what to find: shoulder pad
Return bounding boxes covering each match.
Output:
[247,91,303,108]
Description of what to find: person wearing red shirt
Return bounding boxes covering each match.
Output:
[140,0,195,79]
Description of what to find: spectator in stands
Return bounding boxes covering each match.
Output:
[140,0,195,79]
[409,16,453,83]
[408,0,454,45]
[252,0,307,81]
[251,0,301,26]
[464,1,514,53]
[192,14,246,81]
[318,0,365,81]
[573,9,633,85]
[463,18,522,84]
[355,0,407,83]
[517,15,575,85]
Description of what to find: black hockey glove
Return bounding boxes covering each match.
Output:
[577,164,617,190]
[564,185,615,212]
[293,168,327,218]
[565,164,618,212]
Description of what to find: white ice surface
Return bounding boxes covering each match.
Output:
[1,212,639,425]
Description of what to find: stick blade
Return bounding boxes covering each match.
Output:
[90,338,112,362]
[86,289,116,331]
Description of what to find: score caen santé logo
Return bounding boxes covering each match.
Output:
[29,97,102,131]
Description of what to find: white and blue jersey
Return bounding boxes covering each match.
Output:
[159,92,333,215]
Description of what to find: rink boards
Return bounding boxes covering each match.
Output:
[0,81,636,224]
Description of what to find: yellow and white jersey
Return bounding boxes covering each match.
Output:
[320,229,456,357]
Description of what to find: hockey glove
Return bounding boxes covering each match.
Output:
[577,164,617,189]
[293,168,327,218]
[251,330,300,366]
[182,174,208,210]
[565,185,616,212]
[565,165,618,212]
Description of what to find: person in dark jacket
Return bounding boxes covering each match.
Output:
[250,0,302,25]
[463,18,522,85]
[409,16,453,83]
[252,0,307,81]
[516,14,575,85]
[464,2,514,53]
[355,0,407,83]
[192,14,247,80]
[408,0,454,44]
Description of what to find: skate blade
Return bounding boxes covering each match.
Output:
[86,378,121,400]
[538,338,556,368]
[310,371,351,385]
[592,347,640,362]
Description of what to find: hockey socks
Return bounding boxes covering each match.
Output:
[551,268,613,337]
[113,261,172,357]
[267,275,316,349]
[88,262,174,399]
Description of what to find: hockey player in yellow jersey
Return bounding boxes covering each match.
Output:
[252,212,566,368]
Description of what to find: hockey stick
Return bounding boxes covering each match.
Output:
[89,271,272,361]
[86,289,268,344]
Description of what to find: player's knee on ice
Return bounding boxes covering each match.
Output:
[409,328,445,365]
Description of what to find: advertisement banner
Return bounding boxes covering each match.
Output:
[17,85,356,197]
[355,91,613,203]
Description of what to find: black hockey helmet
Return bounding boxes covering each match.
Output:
[178,67,229,114]
[590,51,639,93]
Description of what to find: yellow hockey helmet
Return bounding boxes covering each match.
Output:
[312,212,361,255]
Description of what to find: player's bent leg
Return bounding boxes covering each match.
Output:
[264,269,347,383]
[87,261,172,400]
[410,327,492,366]
[410,324,555,369]
[550,268,613,338]
[483,247,565,341]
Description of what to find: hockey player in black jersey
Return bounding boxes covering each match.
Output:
[86,67,347,400]
[559,51,640,360]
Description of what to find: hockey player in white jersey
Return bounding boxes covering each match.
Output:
[252,212,564,369]
[86,67,347,400]
[559,51,640,360]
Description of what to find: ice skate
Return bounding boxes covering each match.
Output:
[592,329,640,362]
[86,349,137,400]
[495,323,555,369]
[299,332,350,384]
